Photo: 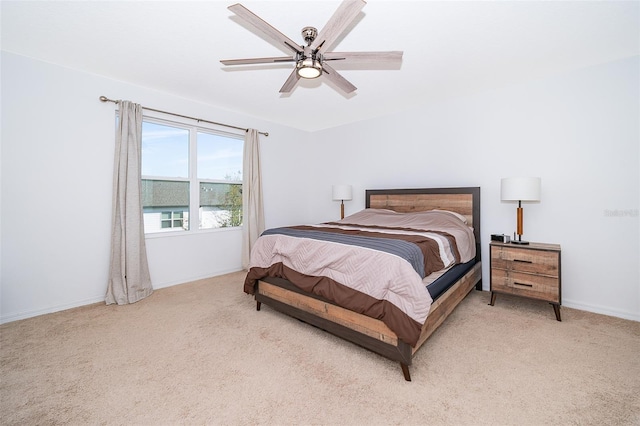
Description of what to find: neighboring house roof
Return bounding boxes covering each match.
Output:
[142,180,240,208]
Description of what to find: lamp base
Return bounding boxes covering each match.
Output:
[511,240,530,245]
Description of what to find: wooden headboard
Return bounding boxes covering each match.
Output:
[365,187,481,261]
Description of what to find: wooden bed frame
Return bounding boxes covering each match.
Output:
[253,187,482,381]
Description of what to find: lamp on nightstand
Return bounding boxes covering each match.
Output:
[332,184,352,220]
[501,177,541,245]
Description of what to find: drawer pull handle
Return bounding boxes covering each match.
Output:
[514,282,533,287]
[513,259,532,263]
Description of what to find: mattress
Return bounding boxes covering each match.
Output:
[426,259,477,301]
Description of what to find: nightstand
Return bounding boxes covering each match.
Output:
[489,241,562,321]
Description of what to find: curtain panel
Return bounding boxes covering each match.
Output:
[106,101,154,305]
[242,129,265,270]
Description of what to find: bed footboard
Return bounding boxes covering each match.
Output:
[256,278,413,365]
[255,261,481,381]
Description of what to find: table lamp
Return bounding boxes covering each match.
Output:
[501,177,541,245]
[332,185,352,220]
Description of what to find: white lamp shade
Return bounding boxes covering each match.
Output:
[332,184,352,201]
[501,177,541,201]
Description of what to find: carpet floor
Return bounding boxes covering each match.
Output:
[1,271,639,425]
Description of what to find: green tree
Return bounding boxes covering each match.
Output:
[219,171,242,227]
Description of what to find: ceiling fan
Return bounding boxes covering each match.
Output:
[220,0,403,94]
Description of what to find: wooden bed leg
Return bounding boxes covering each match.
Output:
[256,301,261,311]
[400,363,411,382]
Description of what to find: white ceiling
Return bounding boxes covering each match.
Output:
[2,0,638,132]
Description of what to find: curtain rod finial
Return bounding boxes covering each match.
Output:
[99,96,108,102]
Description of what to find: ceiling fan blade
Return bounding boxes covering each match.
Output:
[311,0,366,53]
[321,63,357,94]
[323,51,403,64]
[228,3,302,54]
[221,56,295,66]
[279,69,301,93]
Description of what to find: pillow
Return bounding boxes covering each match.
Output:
[431,209,468,224]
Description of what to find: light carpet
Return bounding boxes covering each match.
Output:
[1,271,639,425]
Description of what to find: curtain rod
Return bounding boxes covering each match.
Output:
[99,96,269,137]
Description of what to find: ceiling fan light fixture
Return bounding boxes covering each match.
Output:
[296,57,322,79]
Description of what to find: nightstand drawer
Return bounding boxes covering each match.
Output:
[491,268,560,303]
[491,246,559,277]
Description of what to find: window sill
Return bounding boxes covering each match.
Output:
[144,226,242,239]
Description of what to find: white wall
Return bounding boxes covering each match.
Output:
[2,52,638,323]
[0,52,310,322]
[306,56,640,321]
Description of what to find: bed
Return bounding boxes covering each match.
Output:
[244,187,482,381]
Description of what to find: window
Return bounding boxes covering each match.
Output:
[140,118,243,234]
[197,132,243,229]
[161,211,185,229]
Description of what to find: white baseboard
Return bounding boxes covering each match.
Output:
[0,268,245,325]
[6,273,634,325]
[563,298,640,322]
[0,295,105,324]
[151,267,244,290]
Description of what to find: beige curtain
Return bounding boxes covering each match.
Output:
[106,101,154,305]
[241,129,265,270]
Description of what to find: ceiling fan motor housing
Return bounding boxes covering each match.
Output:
[301,26,318,45]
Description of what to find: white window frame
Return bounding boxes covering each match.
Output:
[140,112,244,238]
